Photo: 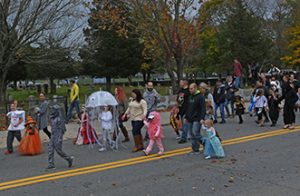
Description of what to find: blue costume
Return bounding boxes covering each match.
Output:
[203,126,225,158]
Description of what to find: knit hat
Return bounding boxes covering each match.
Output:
[25,116,37,126]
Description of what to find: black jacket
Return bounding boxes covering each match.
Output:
[185,91,206,122]
[177,87,190,116]
[213,85,226,104]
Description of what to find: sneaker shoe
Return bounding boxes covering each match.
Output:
[189,151,200,155]
[158,151,164,155]
[143,150,149,156]
[176,135,181,140]
[98,147,107,152]
[178,139,187,144]
[4,150,12,155]
[220,120,226,124]
[204,155,211,160]
[213,120,218,124]
[68,156,74,168]
[46,165,56,170]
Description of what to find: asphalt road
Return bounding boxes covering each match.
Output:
[0,113,300,196]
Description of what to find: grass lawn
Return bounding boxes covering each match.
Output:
[6,84,171,103]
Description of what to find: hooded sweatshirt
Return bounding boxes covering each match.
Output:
[186,91,206,122]
[143,89,160,112]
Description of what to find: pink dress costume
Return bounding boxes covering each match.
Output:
[143,111,164,155]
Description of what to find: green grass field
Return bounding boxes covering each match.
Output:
[6,84,170,103]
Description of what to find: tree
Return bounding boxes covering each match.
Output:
[216,0,273,73]
[80,1,144,91]
[0,0,81,104]
[87,0,202,93]
[281,25,300,69]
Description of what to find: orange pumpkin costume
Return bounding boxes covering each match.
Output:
[18,116,42,156]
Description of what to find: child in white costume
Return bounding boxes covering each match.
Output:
[99,106,114,152]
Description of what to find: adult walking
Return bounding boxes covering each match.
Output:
[114,86,130,142]
[143,81,160,141]
[66,79,80,123]
[185,83,206,155]
[233,59,242,88]
[35,93,51,139]
[213,80,226,124]
[123,89,147,152]
[224,76,237,117]
[281,75,298,129]
[177,79,190,144]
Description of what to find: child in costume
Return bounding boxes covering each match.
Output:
[254,89,268,127]
[268,87,281,127]
[5,103,25,155]
[143,111,164,155]
[19,116,42,155]
[205,104,215,121]
[99,106,114,152]
[169,106,181,139]
[235,94,245,124]
[47,104,73,169]
[74,106,98,145]
[202,119,225,159]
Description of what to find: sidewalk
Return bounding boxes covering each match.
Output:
[0,102,251,149]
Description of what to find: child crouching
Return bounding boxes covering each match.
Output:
[202,119,225,159]
[143,111,164,155]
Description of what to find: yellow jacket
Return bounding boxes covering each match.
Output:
[70,83,79,102]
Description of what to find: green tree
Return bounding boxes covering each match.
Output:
[80,1,144,91]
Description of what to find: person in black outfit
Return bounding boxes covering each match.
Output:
[177,79,190,144]
[213,80,226,124]
[224,76,238,118]
[281,75,298,129]
[268,87,280,127]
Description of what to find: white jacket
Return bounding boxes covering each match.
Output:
[100,111,112,130]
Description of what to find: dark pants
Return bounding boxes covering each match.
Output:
[284,103,296,125]
[42,127,51,139]
[7,131,22,152]
[48,134,71,167]
[131,121,144,136]
[238,114,243,123]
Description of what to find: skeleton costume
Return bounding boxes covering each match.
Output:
[47,105,73,169]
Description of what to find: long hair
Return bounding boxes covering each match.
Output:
[132,89,143,103]
[115,86,127,102]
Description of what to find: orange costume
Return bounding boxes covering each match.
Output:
[18,116,42,156]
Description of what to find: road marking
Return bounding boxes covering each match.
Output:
[0,127,299,191]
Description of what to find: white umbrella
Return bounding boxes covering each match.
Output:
[85,91,118,108]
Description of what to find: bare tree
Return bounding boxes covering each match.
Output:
[0,0,83,104]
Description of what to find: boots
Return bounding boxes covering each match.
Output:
[113,127,130,142]
[121,127,130,142]
[132,135,144,152]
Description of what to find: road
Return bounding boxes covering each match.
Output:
[0,114,300,196]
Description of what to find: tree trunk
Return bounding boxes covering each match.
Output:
[106,76,112,92]
[0,77,7,106]
[165,60,177,94]
[50,78,56,94]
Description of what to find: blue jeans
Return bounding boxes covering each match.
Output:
[214,103,225,121]
[131,120,144,136]
[180,115,189,140]
[67,100,80,121]
[224,99,235,116]
[234,76,241,88]
[187,121,202,152]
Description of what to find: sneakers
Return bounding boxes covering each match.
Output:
[204,155,211,160]
[220,120,226,124]
[98,147,107,152]
[46,165,56,170]
[68,156,74,168]
[4,150,12,155]
[143,150,149,156]
[176,135,181,140]
[189,151,200,155]
[158,151,164,155]
[213,120,218,124]
[178,139,187,144]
